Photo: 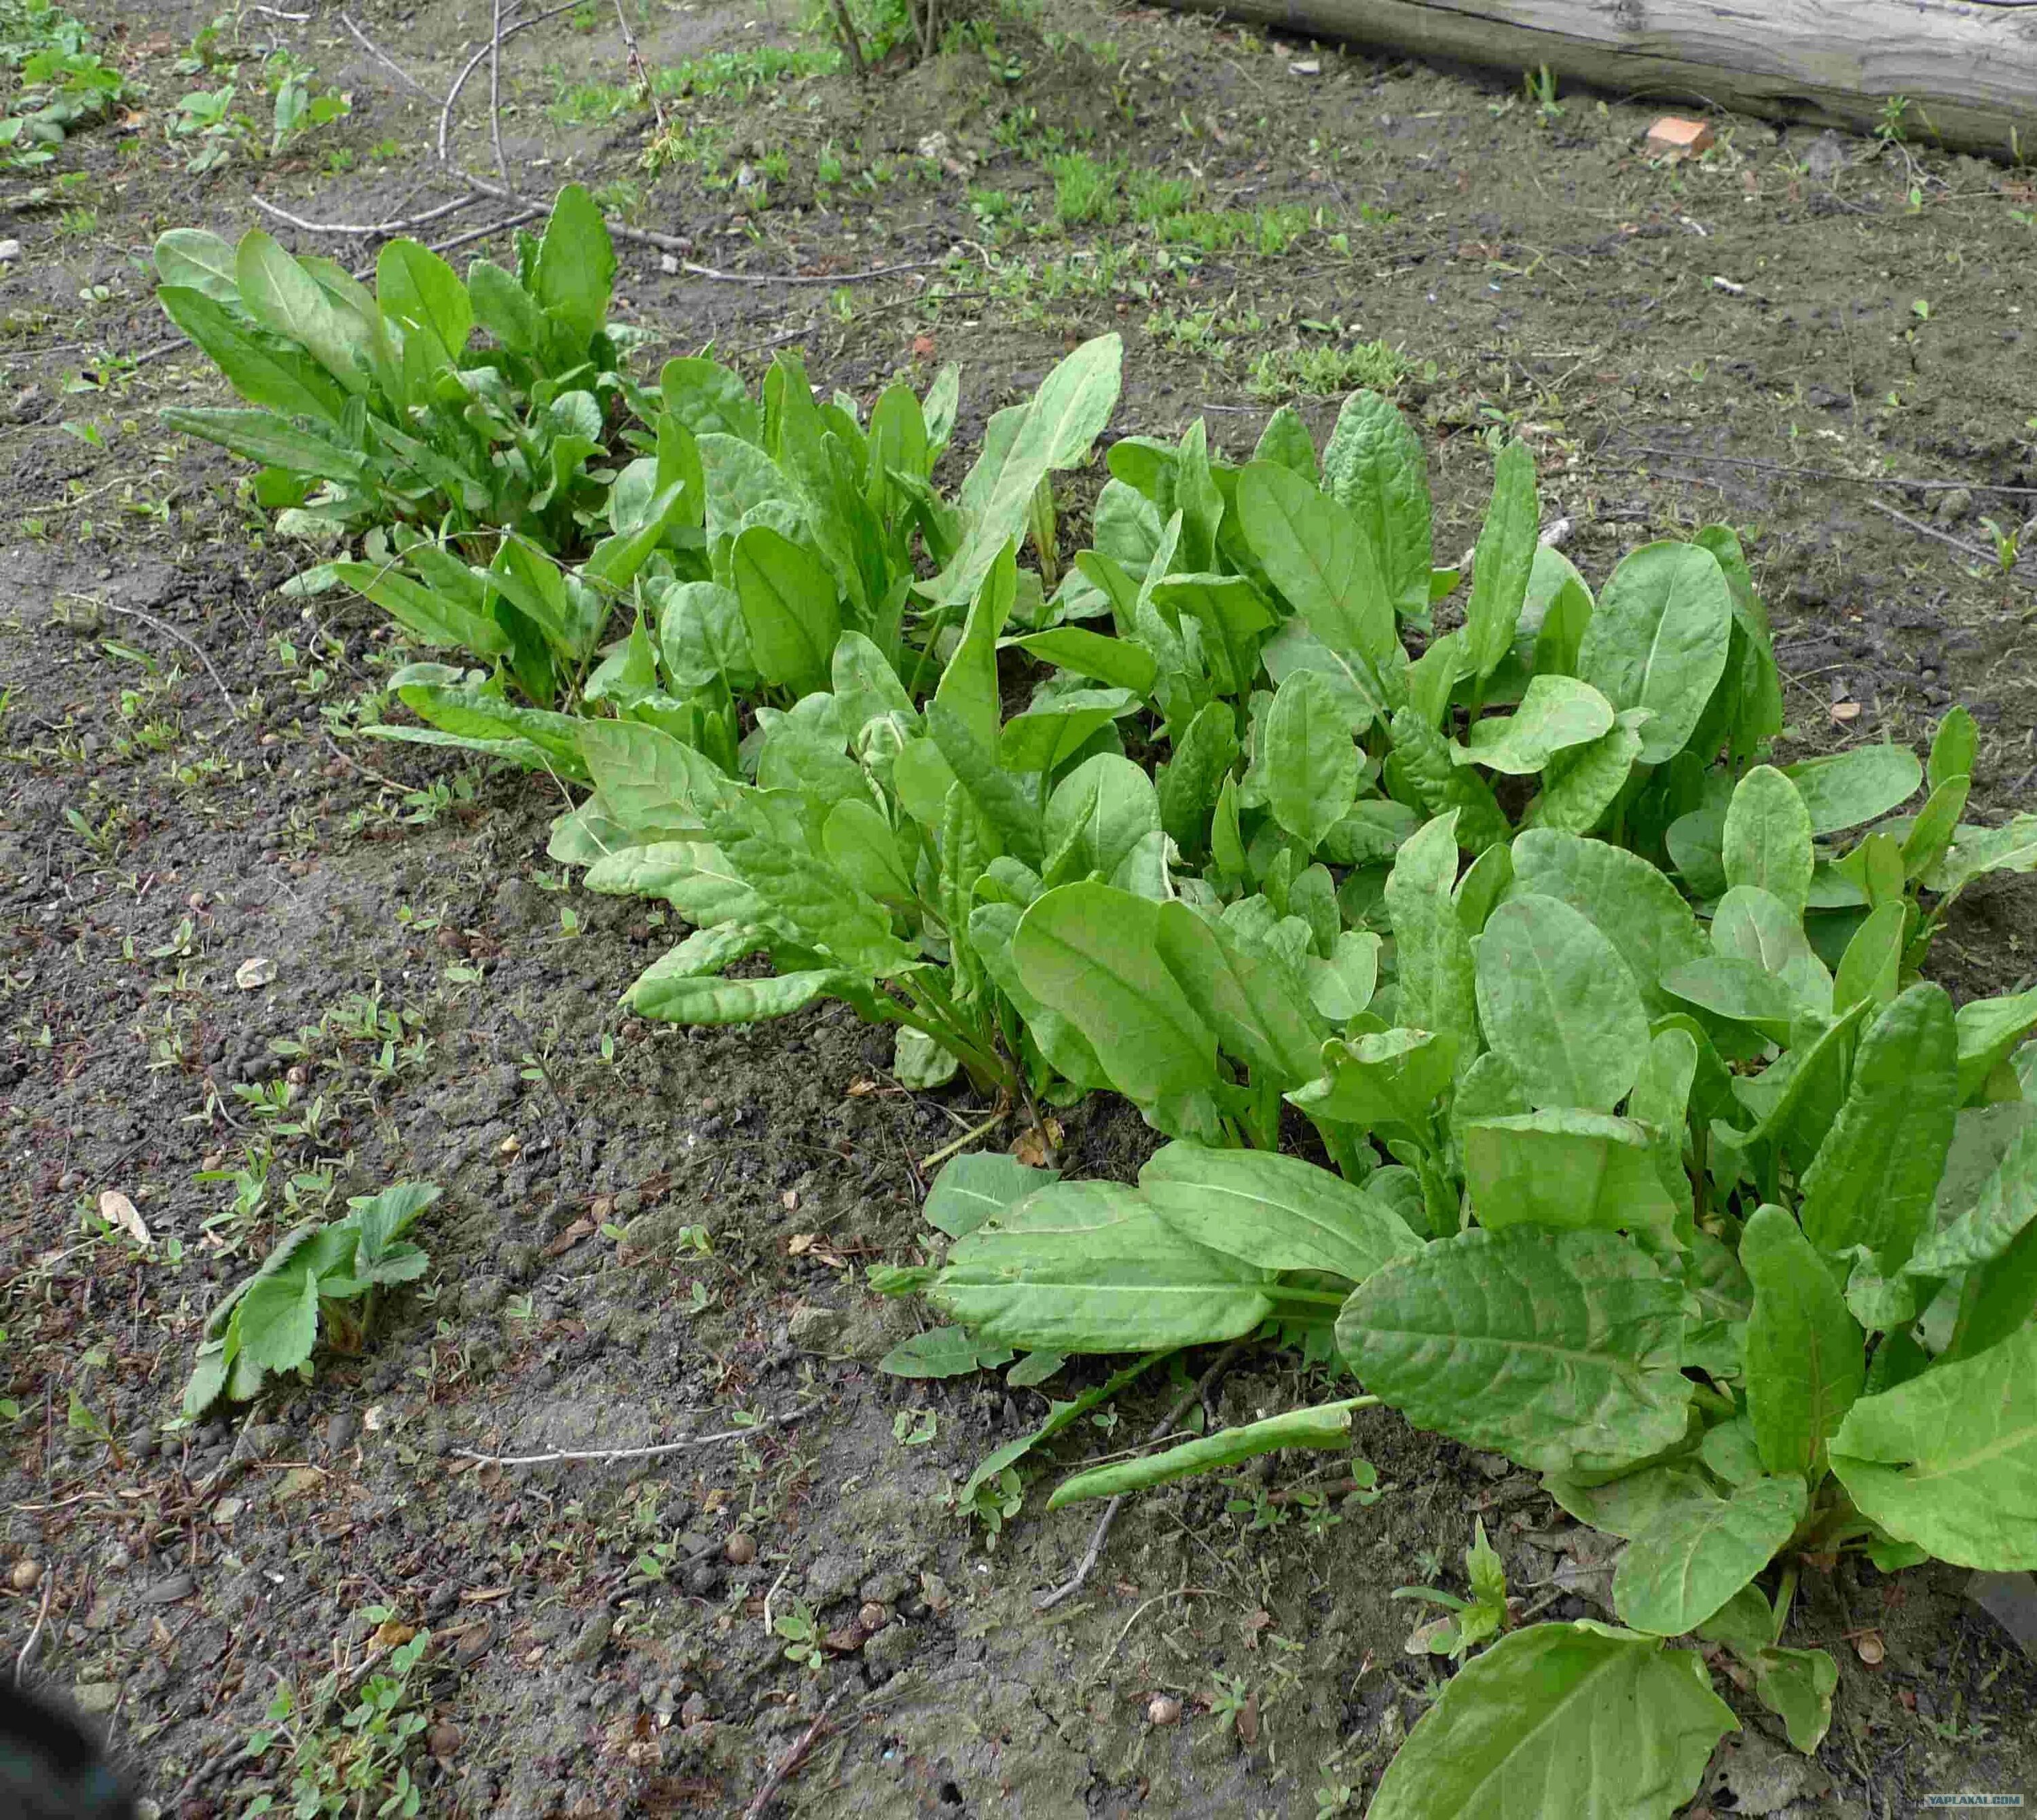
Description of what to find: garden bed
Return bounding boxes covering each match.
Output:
[3,0,2037,1815]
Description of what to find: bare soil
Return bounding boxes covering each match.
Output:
[4,0,2037,1814]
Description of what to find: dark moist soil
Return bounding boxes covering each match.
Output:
[5,0,2037,1814]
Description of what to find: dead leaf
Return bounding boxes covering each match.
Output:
[98,1190,149,1246]
[1010,1128,1050,1168]
[543,1215,596,1257]
[910,334,937,360]
[234,956,276,990]
[846,1077,879,1097]
[787,1233,846,1267]
[1236,1690,1260,1747]
[372,1618,416,1648]
[274,1466,323,1504]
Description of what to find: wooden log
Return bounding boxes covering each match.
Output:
[1164,0,2037,158]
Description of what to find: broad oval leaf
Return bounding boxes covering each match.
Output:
[236,229,374,395]
[1723,765,1815,917]
[1290,1026,1457,1130]
[153,227,240,301]
[1462,1110,1677,1236]
[1576,540,1732,765]
[1475,894,1650,1112]
[1509,829,1707,1015]
[376,238,471,360]
[923,1152,1061,1238]
[1800,982,1958,1273]
[1782,744,1923,835]
[1384,813,1479,1052]
[1906,1113,2037,1280]
[1044,754,1160,883]
[157,288,348,424]
[999,687,1138,776]
[583,839,762,925]
[1742,1204,1865,1478]
[1235,458,1394,669]
[1524,709,1649,836]
[1264,667,1360,849]
[1139,1141,1423,1282]
[932,333,1122,606]
[1152,901,1325,1088]
[532,182,616,348]
[929,1180,1272,1352]
[877,1329,1014,1378]
[1453,673,1615,775]
[1013,883,1225,1138]
[1365,1621,1736,1820]
[731,524,841,697]
[1710,885,1830,1008]
[1336,1226,1691,1475]
[1012,626,1158,695]
[1319,388,1433,624]
[1830,1322,2037,1570]
[1613,1474,1807,1636]
[625,965,845,1024]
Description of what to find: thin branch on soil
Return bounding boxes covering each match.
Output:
[252,193,480,238]
[917,1100,1010,1172]
[320,730,414,797]
[1617,444,2037,498]
[102,603,238,717]
[1865,496,2034,581]
[1035,1341,1247,1613]
[741,1690,841,1820]
[447,163,942,280]
[423,209,542,257]
[340,14,436,99]
[456,1411,795,1468]
[437,1,583,163]
[13,1572,54,1684]
[488,0,511,184]
[1082,1583,1217,1690]
[610,0,669,132]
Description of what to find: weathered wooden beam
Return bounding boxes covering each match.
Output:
[1167,0,2037,157]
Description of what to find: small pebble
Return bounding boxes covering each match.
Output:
[722,1533,756,1566]
[858,1601,889,1633]
[10,1559,41,1592]
[1147,1694,1182,1726]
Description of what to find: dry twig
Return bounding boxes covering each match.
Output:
[103,603,238,717]
[12,1573,55,1684]
[741,1690,842,1819]
[253,192,479,237]
[1865,496,2034,581]
[340,14,435,98]
[488,0,511,184]
[610,0,669,132]
[437,1,583,163]
[456,1411,794,1468]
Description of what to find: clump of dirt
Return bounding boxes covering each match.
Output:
[3,0,2036,1813]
